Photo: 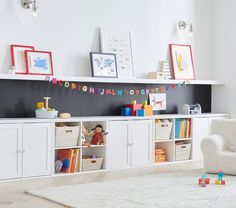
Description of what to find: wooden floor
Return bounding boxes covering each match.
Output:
[0,161,202,208]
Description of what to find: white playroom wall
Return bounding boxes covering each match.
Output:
[0,0,213,79]
[212,0,236,117]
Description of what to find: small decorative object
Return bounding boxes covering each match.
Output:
[24,50,54,75]
[155,148,166,163]
[169,44,195,80]
[89,124,108,145]
[90,52,118,78]
[160,60,171,79]
[8,66,16,75]
[149,93,167,111]
[137,109,145,116]
[182,103,201,115]
[100,28,135,78]
[59,113,71,119]
[10,44,34,74]
[35,97,58,118]
[126,102,143,116]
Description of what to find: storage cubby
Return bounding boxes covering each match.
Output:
[55,122,81,148]
[81,121,107,147]
[175,140,192,161]
[155,119,174,141]
[174,118,192,140]
[154,141,175,163]
[81,146,106,171]
[55,148,81,174]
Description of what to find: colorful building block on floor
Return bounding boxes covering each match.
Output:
[198,178,210,185]
[121,107,132,116]
[215,179,221,185]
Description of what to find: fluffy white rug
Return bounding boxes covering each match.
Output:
[27,171,236,208]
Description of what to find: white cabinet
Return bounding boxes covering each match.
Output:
[0,123,52,180]
[0,124,22,180]
[107,120,152,170]
[23,123,52,177]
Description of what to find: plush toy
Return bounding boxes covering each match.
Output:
[90,124,107,145]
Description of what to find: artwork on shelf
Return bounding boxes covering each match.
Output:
[24,50,54,75]
[149,93,166,111]
[169,44,195,80]
[100,28,135,78]
[90,52,118,78]
[10,44,35,74]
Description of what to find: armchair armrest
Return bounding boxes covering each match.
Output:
[201,134,226,154]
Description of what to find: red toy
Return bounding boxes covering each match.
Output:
[90,125,107,145]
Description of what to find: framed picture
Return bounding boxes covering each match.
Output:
[90,52,118,78]
[169,44,195,80]
[149,93,166,111]
[10,44,35,74]
[100,28,135,78]
[24,50,54,75]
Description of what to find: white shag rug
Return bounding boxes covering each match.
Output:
[27,171,236,208]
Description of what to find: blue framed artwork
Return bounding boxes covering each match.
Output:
[90,52,118,78]
[25,50,54,75]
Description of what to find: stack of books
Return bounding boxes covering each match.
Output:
[155,148,166,163]
[175,118,191,139]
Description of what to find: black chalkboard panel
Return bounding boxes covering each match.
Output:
[0,80,211,118]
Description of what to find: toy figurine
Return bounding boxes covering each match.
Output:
[90,124,107,145]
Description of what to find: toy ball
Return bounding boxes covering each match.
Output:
[162,119,170,123]
[37,102,44,109]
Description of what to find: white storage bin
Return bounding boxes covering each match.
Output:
[155,122,172,140]
[82,157,103,171]
[55,126,80,147]
[175,143,191,161]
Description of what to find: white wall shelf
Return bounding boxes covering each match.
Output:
[0,74,224,85]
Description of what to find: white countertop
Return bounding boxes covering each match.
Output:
[0,113,229,124]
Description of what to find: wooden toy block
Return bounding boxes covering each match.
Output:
[215,179,221,185]
[221,180,225,185]
[198,178,210,185]
[143,105,153,116]
[126,104,142,116]
[121,107,132,116]
[132,100,137,104]
[137,109,145,116]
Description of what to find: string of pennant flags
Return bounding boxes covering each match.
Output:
[45,76,188,96]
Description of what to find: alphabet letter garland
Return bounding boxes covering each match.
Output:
[45,76,186,96]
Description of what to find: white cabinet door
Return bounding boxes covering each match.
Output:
[192,118,211,160]
[23,123,52,177]
[107,121,130,169]
[131,120,152,167]
[0,124,22,180]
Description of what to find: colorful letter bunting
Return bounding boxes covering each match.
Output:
[45,76,186,96]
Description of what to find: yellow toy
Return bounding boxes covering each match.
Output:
[37,102,44,109]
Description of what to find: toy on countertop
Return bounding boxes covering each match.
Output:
[215,170,225,185]
[198,173,210,187]
[59,113,71,119]
[121,100,153,116]
[35,97,58,118]
[89,124,108,145]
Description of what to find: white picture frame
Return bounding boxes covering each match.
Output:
[100,28,135,78]
[149,93,167,111]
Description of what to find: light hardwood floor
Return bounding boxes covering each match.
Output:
[0,161,202,208]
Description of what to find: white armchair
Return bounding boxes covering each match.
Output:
[201,119,236,175]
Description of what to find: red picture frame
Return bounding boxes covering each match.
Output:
[169,44,195,80]
[10,44,35,74]
[24,50,54,75]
